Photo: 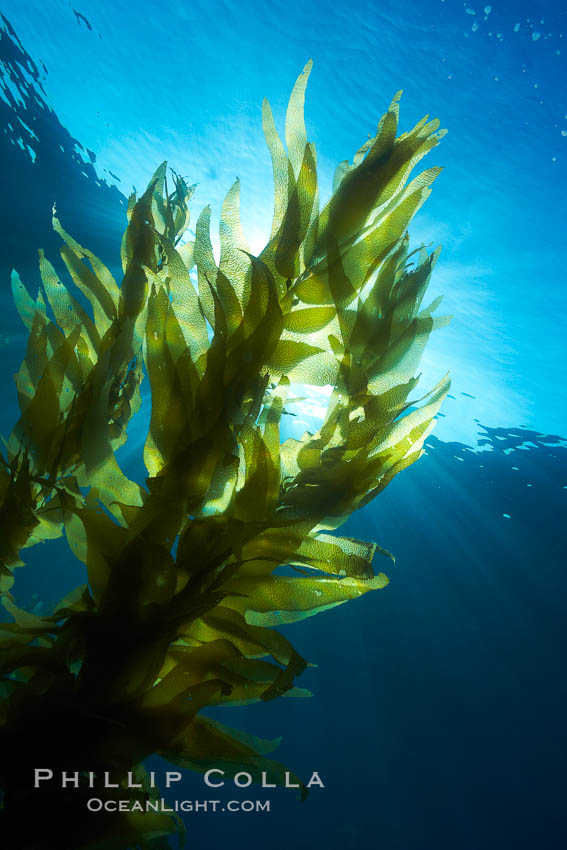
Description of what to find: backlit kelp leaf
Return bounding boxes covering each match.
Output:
[273,146,318,280]
[156,231,209,366]
[179,605,305,668]
[238,524,379,579]
[219,178,251,304]
[261,61,318,287]
[283,58,321,271]
[285,59,312,179]
[233,421,276,522]
[234,378,289,522]
[265,338,336,384]
[369,372,450,460]
[52,214,121,317]
[144,285,185,477]
[61,498,127,603]
[144,639,302,708]
[262,98,291,252]
[10,270,36,332]
[9,324,83,473]
[343,377,421,450]
[316,91,402,247]
[221,572,389,626]
[11,290,51,409]
[0,597,55,633]
[191,206,215,319]
[0,65,451,850]
[39,251,100,361]
[147,162,175,239]
[282,305,336,334]
[21,493,65,548]
[161,715,307,799]
[223,255,283,383]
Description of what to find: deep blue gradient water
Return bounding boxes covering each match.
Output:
[1,2,566,848]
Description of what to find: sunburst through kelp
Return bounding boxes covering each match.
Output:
[0,61,449,849]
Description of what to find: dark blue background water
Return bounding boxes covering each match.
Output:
[1,3,566,848]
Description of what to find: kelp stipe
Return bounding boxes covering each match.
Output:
[0,62,449,849]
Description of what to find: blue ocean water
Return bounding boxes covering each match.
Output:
[0,1,566,848]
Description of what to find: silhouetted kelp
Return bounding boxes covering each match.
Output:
[0,62,449,848]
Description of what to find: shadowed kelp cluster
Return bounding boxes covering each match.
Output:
[0,62,449,849]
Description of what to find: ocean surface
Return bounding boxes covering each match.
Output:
[1,1,566,848]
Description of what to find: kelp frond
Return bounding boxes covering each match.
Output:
[0,63,449,849]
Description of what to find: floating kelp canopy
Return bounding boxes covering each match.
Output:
[0,62,449,849]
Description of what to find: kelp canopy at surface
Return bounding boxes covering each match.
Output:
[0,61,449,849]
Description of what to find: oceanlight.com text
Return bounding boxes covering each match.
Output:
[86,798,271,813]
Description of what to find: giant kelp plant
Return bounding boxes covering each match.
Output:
[0,62,449,848]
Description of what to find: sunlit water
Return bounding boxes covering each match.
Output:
[1,1,566,848]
